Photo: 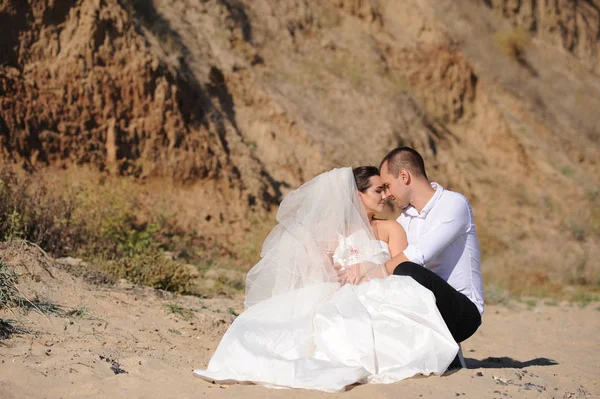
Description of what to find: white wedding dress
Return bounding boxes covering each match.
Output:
[193,228,459,392]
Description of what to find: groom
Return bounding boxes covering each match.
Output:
[379,146,483,342]
[339,146,483,368]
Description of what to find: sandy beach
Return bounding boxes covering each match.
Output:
[1,249,598,399]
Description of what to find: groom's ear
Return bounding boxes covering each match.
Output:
[399,168,410,184]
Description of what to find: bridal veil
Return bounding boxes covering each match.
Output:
[244,167,377,308]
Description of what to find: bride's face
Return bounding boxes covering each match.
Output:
[358,175,386,214]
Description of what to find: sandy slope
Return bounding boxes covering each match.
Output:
[0,250,598,399]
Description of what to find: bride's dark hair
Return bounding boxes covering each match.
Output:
[353,166,380,193]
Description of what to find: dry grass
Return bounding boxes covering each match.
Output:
[493,27,530,61]
[0,168,85,255]
[0,247,107,339]
[231,216,276,271]
[0,167,201,294]
[164,302,196,321]
[0,260,34,339]
[0,260,24,310]
[481,248,600,304]
[97,254,193,293]
[1,164,597,302]
[0,318,29,339]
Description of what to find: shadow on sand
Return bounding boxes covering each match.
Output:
[465,356,558,369]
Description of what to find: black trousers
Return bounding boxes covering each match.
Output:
[393,262,481,343]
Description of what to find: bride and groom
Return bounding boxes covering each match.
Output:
[194,147,484,392]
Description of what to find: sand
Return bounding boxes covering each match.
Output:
[0,251,598,399]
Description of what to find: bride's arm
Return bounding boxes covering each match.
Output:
[384,221,408,269]
[336,223,407,285]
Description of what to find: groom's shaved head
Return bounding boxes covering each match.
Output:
[380,146,428,179]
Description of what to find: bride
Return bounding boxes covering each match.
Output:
[193,167,458,392]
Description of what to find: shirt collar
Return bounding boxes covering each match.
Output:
[404,182,444,218]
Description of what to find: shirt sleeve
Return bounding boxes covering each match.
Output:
[402,197,471,266]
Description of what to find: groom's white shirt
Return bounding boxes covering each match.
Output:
[397,183,484,314]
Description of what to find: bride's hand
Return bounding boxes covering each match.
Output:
[334,262,362,285]
[335,261,389,285]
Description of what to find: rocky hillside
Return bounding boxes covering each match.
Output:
[1,0,599,291]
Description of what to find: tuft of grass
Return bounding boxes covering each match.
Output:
[319,51,370,91]
[0,319,30,339]
[493,27,530,61]
[0,260,80,318]
[566,252,590,284]
[66,305,89,319]
[560,166,574,177]
[568,290,599,308]
[0,261,67,338]
[98,254,193,293]
[24,300,65,315]
[215,273,244,292]
[484,283,510,305]
[0,261,24,310]
[387,70,411,95]
[521,298,538,309]
[168,328,181,335]
[568,221,586,243]
[164,303,195,321]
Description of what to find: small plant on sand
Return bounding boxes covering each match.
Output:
[560,166,574,177]
[164,303,195,321]
[23,300,65,315]
[0,261,24,310]
[0,318,29,339]
[215,273,244,292]
[67,305,89,319]
[0,257,80,321]
[493,27,530,61]
[522,298,538,309]
[569,290,599,308]
[0,261,30,339]
[484,283,510,305]
[99,254,193,293]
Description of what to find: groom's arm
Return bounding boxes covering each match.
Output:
[385,197,471,273]
[384,253,409,274]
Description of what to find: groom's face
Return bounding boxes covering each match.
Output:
[380,162,410,209]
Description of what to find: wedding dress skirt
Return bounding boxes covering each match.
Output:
[193,273,458,392]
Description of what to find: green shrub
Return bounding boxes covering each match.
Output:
[98,254,193,293]
[0,167,191,293]
[0,167,168,259]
